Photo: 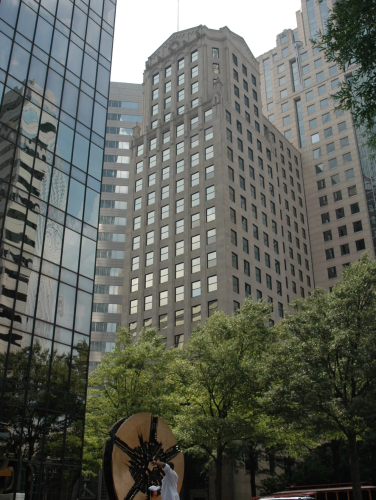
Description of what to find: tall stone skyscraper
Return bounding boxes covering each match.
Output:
[0,0,116,497]
[256,0,374,289]
[122,26,315,348]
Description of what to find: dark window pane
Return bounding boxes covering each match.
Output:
[43,218,63,264]
[0,33,12,71]
[9,43,30,83]
[41,0,57,15]
[62,227,80,272]
[56,122,74,162]
[77,91,93,128]
[84,187,100,226]
[34,17,54,53]
[67,178,85,219]
[28,56,47,96]
[75,290,92,334]
[51,30,69,66]
[72,5,87,37]
[67,42,83,77]
[100,28,112,61]
[50,168,68,210]
[20,101,40,141]
[62,81,79,117]
[57,0,73,28]
[92,102,106,137]
[17,3,37,41]
[80,236,96,279]
[46,69,63,106]
[72,133,89,172]
[82,53,97,87]
[96,64,109,97]
[39,111,57,156]
[0,0,20,27]
[86,18,100,50]
[56,283,76,329]
[0,87,23,131]
[90,0,104,16]
[103,0,115,26]
[88,142,103,180]
[36,275,58,323]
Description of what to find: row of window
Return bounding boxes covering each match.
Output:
[136,109,213,157]
[327,244,365,279]
[323,220,363,242]
[152,49,199,86]
[128,300,219,335]
[325,238,366,260]
[131,239,217,272]
[129,277,217,314]
[320,202,360,225]
[133,222,216,249]
[133,187,215,228]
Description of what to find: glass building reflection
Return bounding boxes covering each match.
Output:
[0,0,116,497]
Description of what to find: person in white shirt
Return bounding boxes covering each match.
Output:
[152,460,180,500]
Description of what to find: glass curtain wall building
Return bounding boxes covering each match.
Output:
[0,0,116,497]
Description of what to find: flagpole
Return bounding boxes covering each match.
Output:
[177,0,179,31]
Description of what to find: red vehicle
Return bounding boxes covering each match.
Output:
[253,483,376,500]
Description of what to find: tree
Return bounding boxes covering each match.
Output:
[266,253,376,500]
[313,0,376,152]
[83,327,176,475]
[171,299,272,500]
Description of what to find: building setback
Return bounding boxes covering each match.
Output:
[0,0,116,497]
[256,0,374,289]
[90,81,142,370]
[122,26,315,348]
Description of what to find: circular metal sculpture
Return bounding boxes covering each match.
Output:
[102,413,184,500]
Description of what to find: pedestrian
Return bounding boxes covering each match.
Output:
[151,460,179,500]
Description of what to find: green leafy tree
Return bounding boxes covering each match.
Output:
[266,253,376,500]
[171,299,272,500]
[313,0,376,151]
[83,327,177,475]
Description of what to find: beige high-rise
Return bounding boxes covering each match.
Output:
[122,26,314,348]
[256,0,374,289]
[89,82,142,370]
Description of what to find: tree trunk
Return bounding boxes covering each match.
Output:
[348,434,362,500]
[250,466,257,498]
[215,447,224,500]
[248,446,258,497]
[331,439,340,483]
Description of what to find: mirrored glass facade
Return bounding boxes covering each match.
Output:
[0,0,116,497]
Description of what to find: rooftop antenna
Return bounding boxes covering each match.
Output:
[177,0,179,31]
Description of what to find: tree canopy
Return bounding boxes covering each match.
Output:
[83,327,177,475]
[313,0,376,152]
[171,299,273,500]
[265,253,376,500]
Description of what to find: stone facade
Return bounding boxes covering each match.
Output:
[122,26,314,348]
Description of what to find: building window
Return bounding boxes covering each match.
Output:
[175,286,184,302]
[328,266,337,279]
[208,275,218,292]
[192,280,201,297]
[192,304,202,322]
[356,239,366,251]
[207,251,217,268]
